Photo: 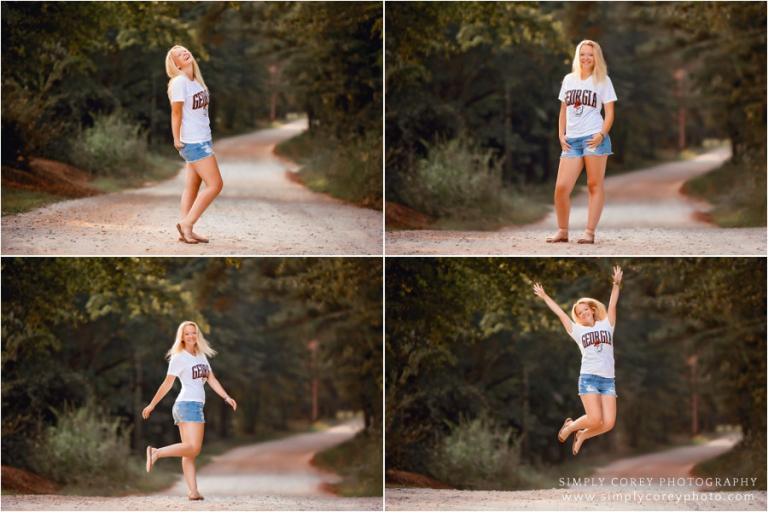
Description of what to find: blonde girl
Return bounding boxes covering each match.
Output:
[142,321,237,500]
[547,40,617,244]
[165,45,223,244]
[533,265,623,455]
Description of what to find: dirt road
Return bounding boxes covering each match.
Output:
[386,147,765,255]
[2,120,382,255]
[386,435,766,510]
[2,420,383,510]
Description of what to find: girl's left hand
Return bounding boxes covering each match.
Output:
[225,396,238,411]
[612,265,623,285]
[587,132,604,149]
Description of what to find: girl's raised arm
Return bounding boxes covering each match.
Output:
[608,265,623,327]
[533,282,573,334]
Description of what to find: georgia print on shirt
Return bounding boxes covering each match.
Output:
[563,89,598,117]
[580,328,612,351]
[191,363,210,379]
[557,73,618,138]
[192,90,209,110]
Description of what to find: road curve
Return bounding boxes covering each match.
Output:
[386,146,765,256]
[2,120,382,255]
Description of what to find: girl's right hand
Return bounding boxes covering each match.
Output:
[174,140,184,151]
[559,134,571,152]
[532,282,547,299]
[142,404,154,420]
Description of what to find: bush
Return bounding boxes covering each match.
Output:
[400,137,506,218]
[28,402,143,487]
[276,129,383,209]
[428,414,522,489]
[71,112,150,177]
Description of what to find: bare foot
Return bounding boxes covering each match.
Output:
[546,229,569,243]
[188,493,205,501]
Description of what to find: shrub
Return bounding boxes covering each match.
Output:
[427,414,521,489]
[399,137,506,218]
[71,111,149,177]
[28,402,142,487]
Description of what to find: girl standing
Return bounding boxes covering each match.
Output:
[547,40,617,244]
[165,45,224,244]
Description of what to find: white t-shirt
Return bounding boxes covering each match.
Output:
[558,73,617,138]
[169,75,212,143]
[167,351,211,403]
[569,318,615,378]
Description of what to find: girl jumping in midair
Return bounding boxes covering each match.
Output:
[533,265,622,455]
[547,39,617,244]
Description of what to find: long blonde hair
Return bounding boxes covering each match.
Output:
[165,45,209,102]
[571,298,607,325]
[570,39,608,84]
[166,321,217,360]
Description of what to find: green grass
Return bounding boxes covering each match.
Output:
[681,156,766,227]
[1,188,72,216]
[275,130,382,209]
[1,153,181,216]
[312,431,383,497]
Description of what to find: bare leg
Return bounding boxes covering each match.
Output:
[178,423,205,499]
[581,155,608,242]
[548,157,584,241]
[179,156,223,236]
[180,164,202,220]
[576,394,616,444]
[563,394,603,455]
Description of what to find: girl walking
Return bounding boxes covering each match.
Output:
[165,45,223,244]
[547,40,617,244]
[533,265,622,455]
[142,321,237,500]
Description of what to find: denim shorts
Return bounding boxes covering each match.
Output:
[178,140,214,163]
[578,374,617,397]
[561,133,613,158]
[172,401,205,424]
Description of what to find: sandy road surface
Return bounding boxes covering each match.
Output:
[386,435,766,510]
[2,120,382,255]
[2,420,383,511]
[386,147,766,255]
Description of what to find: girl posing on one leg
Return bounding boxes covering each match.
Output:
[142,321,237,500]
[533,265,623,455]
[165,45,224,245]
[547,39,617,245]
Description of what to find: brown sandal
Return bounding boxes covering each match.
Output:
[557,418,573,443]
[188,494,205,501]
[546,229,569,243]
[572,429,585,455]
[176,223,199,244]
[577,229,595,244]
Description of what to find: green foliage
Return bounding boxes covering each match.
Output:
[70,112,149,177]
[276,129,382,208]
[428,415,520,490]
[682,155,766,227]
[313,431,383,497]
[28,402,142,487]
